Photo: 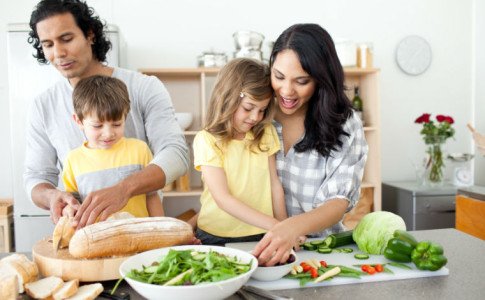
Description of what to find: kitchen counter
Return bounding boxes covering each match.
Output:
[4,228,484,300]
[457,185,485,201]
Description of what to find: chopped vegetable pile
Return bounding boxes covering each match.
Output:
[126,249,253,286]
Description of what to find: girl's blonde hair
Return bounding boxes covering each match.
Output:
[205,58,274,151]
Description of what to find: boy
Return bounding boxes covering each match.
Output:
[62,75,164,217]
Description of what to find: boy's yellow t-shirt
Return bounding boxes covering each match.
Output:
[62,138,151,218]
[193,124,280,237]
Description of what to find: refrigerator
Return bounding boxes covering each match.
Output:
[7,23,119,252]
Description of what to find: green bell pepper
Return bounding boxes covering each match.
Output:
[411,241,448,271]
[383,230,418,263]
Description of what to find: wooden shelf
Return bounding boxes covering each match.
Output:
[163,188,203,197]
[343,67,380,75]
[363,126,378,132]
[184,131,198,136]
[361,182,376,189]
[139,68,220,76]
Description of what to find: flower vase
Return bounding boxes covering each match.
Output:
[425,140,445,186]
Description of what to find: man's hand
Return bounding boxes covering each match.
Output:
[48,190,80,224]
[73,183,130,228]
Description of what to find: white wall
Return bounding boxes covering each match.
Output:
[473,0,485,185]
[0,0,477,198]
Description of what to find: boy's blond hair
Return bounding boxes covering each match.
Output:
[73,75,130,122]
[205,58,274,151]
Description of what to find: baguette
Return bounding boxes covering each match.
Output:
[69,217,194,258]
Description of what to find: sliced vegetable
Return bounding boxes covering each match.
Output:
[317,247,332,254]
[354,253,369,260]
[411,241,448,271]
[302,242,316,251]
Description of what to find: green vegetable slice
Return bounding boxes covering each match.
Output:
[354,253,370,260]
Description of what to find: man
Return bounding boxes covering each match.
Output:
[25,0,189,228]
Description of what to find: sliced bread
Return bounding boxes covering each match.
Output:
[24,276,64,299]
[0,253,39,293]
[53,279,79,300]
[66,283,103,300]
[0,266,18,300]
[53,216,76,250]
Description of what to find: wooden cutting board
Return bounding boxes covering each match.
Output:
[32,237,128,282]
[226,241,449,290]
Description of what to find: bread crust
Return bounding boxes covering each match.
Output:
[0,254,39,293]
[69,217,194,258]
[0,267,18,300]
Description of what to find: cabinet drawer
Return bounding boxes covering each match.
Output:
[415,195,455,214]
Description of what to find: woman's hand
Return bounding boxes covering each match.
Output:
[252,219,301,266]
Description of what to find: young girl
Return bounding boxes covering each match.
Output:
[193,58,287,245]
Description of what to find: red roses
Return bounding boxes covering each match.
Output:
[415,113,455,145]
[415,113,454,125]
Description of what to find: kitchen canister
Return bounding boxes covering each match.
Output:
[357,42,374,68]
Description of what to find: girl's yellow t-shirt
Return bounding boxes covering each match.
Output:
[193,124,280,237]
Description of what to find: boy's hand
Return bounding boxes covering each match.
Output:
[73,184,129,229]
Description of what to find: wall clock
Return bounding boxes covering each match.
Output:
[396,35,432,76]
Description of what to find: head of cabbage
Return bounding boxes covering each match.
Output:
[352,211,406,255]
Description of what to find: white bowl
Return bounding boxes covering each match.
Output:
[251,251,297,281]
[119,245,257,300]
[175,112,193,130]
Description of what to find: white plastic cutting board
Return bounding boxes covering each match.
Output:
[225,241,449,290]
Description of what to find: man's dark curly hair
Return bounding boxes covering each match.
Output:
[28,0,111,64]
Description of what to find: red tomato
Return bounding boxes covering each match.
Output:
[310,268,318,278]
[375,264,384,273]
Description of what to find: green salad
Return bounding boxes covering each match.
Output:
[126,249,253,286]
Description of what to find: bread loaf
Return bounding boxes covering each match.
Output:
[0,254,39,293]
[69,217,194,258]
[0,266,18,300]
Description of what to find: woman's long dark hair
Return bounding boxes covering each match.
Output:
[28,0,111,64]
[270,23,353,157]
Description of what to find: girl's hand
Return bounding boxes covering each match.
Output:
[252,220,300,266]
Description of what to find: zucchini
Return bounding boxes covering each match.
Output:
[354,253,370,260]
[302,242,316,251]
[322,230,355,248]
[317,247,332,254]
[310,240,325,246]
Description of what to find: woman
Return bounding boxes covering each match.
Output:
[252,23,368,266]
